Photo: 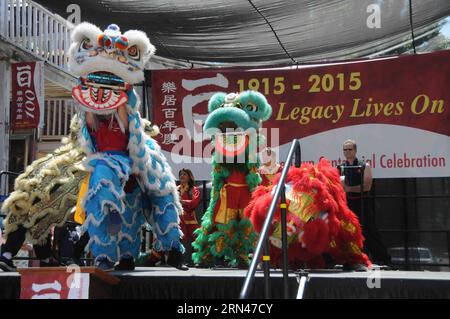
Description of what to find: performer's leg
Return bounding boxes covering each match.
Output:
[208,185,241,266]
[192,195,221,267]
[149,193,188,270]
[210,219,242,267]
[0,225,27,271]
[1,225,26,256]
[236,217,257,267]
[86,210,120,270]
[34,233,58,266]
[84,160,130,269]
[150,193,183,252]
[69,231,89,266]
[116,188,144,270]
[234,188,256,267]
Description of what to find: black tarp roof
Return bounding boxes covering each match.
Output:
[35,0,450,67]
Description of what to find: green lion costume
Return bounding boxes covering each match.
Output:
[192,90,272,267]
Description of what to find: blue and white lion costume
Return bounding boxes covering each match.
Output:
[68,22,184,267]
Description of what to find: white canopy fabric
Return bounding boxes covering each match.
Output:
[37,0,450,67]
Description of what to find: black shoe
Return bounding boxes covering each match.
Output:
[167,250,189,271]
[114,256,135,271]
[322,253,336,269]
[343,263,368,272]
[0,256,16,272]
[213,256,227,268]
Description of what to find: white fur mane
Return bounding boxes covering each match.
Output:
[68,22,155,85]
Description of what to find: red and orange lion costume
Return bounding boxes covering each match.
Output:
[245,159,371,269]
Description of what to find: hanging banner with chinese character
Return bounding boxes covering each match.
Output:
[20,270,90,299]
[11,61,44,130]
[152,50,450,180]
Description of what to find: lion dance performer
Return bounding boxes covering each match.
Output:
[0,22,186,272]
[192,91,272,268]
[245,158,372,270]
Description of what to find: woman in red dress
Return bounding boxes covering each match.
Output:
[178,169,201,265]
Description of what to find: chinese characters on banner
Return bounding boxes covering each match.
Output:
[160,81,179,145]
[20,271,90,299]
[11,62,44,130]
[152,51,450,180]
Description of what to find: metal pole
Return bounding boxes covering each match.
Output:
[263,238,271,299]
[240,139,299,299]
[360,164,365,227]
[294,139,301,168]
[280,185,289,299]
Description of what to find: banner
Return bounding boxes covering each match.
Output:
[152,50,450,179]
[20,271,90,299]
[11,61,44,130]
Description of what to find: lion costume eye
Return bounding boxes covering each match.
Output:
[79,38,92,51]
[127,45,140,60]
[245,103,258,112]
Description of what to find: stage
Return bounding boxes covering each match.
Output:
[300,270,450,299]
[0,267,299,299]
[1,267,450,299]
